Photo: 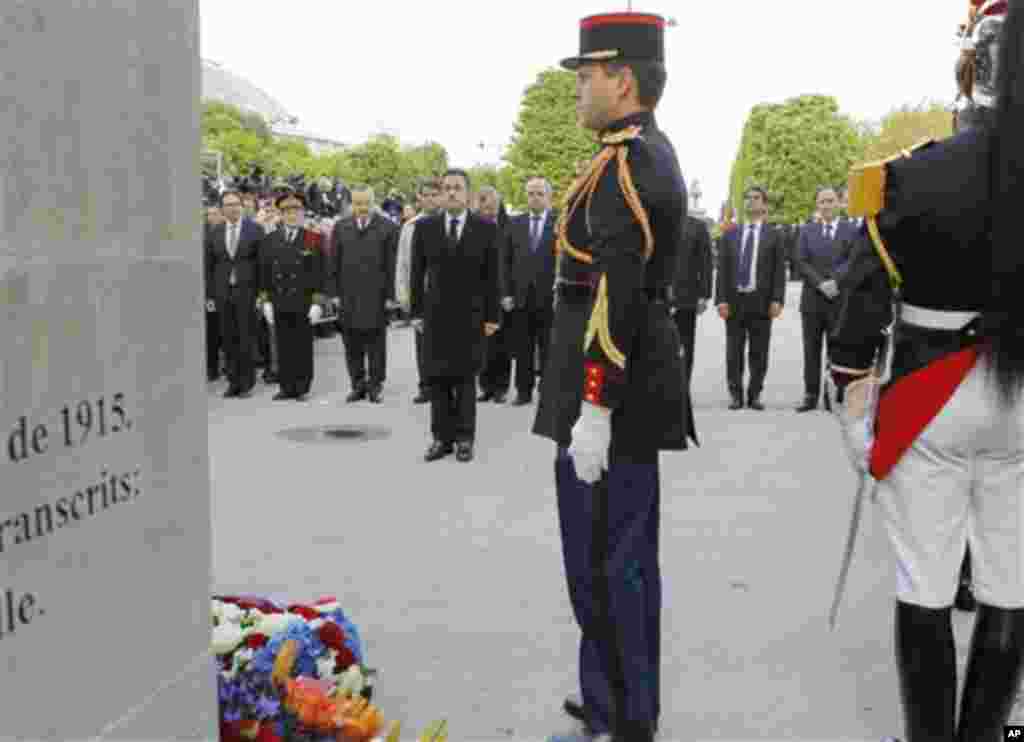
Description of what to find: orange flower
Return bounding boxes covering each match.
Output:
[283,678,338,732]
[271,640,298,688]
[334,695,384,741]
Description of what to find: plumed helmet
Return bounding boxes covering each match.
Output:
[958,0,1008,109]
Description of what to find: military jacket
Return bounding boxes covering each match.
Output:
[532,111,697,454]
[258,227,327,314]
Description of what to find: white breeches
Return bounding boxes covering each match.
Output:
[876,354,1024,608]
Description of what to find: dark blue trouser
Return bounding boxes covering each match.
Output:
[555,446,661,736]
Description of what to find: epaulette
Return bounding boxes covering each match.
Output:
[846,138,935,219]
[599,125,643,146]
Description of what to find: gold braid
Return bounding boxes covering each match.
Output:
[554,125,655,264]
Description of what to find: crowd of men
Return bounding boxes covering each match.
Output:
[201,172,892,452]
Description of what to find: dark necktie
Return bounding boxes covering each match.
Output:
[530,215,542,253]
[824,223,832,241]
[448,217,459,248]
[737,225,755,289]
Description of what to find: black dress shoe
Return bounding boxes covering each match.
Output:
[262,371,278,384]
[729,397,744,410]
[346,389,367,403]
[208,374,221,383]
[223,388,240,399]
[455,441,474,462]
[563,696,585,723]
[512,393,532,406]
[747,397,765,411]
[272,391,293,401]
[424,441,453,462]
[368,388,383,403]
[477,390,494,402]
[795,398,817,412]
[236,387,254,399]
[492,392,507,404]
[413,390,431,404]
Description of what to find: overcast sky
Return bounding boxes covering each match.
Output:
[200,1,963,215]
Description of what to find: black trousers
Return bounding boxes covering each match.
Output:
[801,306,838,400]
[479,314,511,394]
[725,295,772,400]
[275,310,314,396]
[430,376,476,444]
[341,326,386,391]
[218,288,257,393]
[206,308,222,379]
[414,324,429,393]
[511,296,553,394]
[673,308,698,391]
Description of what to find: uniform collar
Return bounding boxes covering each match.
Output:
[601,110,655,137]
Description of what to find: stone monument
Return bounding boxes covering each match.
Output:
[1,2,216,739]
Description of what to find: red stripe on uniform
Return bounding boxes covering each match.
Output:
[581,13,665,29]
[869,346,980,480]
[983,1,1008,16]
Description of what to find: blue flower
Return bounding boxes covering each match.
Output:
[223,708,241,723]
[255,695,280,719]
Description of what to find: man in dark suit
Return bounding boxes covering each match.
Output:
[258,192,327,400]
[205,190,264,398]
[203,205,224,381]
[410,169,500,463]
[672,215,713,391]
[475,186,512,403]
[501,177,558,406]
[714,186,787,410]
[330,186,399,404]
[794,187,857,412]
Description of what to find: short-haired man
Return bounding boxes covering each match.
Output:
[205,189,265,398]
[330,185,399,403]
[714,186,787,410]
[501,177,558,405]
[396,178,442,403]
[410,169,500,462]
[533,14,696,742]
[476,186,513,403]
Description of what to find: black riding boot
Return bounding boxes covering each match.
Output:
[956,603,1024,742]
[895,601,956,742]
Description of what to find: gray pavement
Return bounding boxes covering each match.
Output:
[208,282,1022,741]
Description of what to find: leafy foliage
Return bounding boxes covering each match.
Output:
[501,68,598,210]
[860,101,953,162]
[727,95,866,224]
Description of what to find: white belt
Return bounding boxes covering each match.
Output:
[901,303,979,331]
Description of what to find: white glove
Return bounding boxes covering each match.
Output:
[385,299,398,310]
[411,318,424,333]
[332,297,341,307]
[830,374,878,474]
[308,304,323,323]
[819,279,839,300]
[696,298,708,315]
[568,402,612,484]
[262,302,274,325]
[501,296,515,312]
[206,300,216,312]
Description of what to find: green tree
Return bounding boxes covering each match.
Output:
[503,68,597,210]
[727,95,867,224]
[860,101,953,162]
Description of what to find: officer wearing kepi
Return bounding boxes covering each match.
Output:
[531,12,696,742]
[832,1,1024,739]
[258,192,327,401]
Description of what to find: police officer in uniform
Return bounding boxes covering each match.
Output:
[531,13,696,742]
[258,192,327,400]
[832,2,1024,738]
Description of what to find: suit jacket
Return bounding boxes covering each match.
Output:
[673,216,713,308]
[501,209,558,309]
[205,217,263,303]
[713,222,787,315]
[796,219,857,313]
[832,230,893,345]
[259,226,326,314]
[330,213,398,329]
[410,212,500,378]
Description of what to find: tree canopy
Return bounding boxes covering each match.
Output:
[501,68,598,210]
[728,94,866,224]
[860,101,953,162]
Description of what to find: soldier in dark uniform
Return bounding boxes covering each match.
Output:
[831,2,1024,739]
[258,192,327,401]
[532,13,696,742]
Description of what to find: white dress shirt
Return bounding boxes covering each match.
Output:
[225,218,241,285]
[395,213,423,310]
[739,221,763,292]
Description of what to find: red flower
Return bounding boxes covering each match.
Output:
[246,633,269,650]
[288,605,320,621]
[317,622,346,652]
[313,596,338,606]
[333,644,357,672]
[255,723,283,742]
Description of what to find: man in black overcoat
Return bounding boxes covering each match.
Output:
[330,186,399,403]
[410,168,500,463]
[672,215,713,392]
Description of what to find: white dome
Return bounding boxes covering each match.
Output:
[201,59,293,124]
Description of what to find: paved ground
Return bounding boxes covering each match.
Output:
[208,282,1020,741]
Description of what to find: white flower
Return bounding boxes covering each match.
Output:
[220,603,244,624]
[256,612,303,636]
[336,665,364,696]
[316,655,336,679]
[315,601,340,614]
[308,618,325,632]
[211,623,245,655]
